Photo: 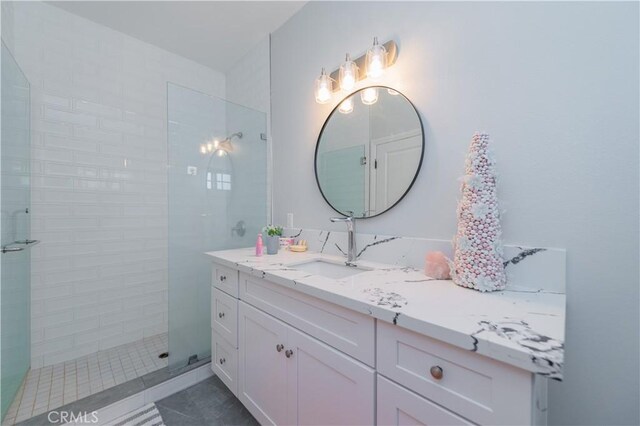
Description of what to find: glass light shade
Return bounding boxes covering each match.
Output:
[338,97,354,114]
[360,87,378,105]
[315,68,333,104]
[339,54,358,92]
[366,37,387,80]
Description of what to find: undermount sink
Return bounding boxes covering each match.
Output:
[287,259,371,279]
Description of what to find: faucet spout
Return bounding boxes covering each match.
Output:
[330,211,357,265]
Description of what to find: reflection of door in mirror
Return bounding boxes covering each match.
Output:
[370,130,422,216]
[318,145,367,216]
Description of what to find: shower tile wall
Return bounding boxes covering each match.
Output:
[3,1,226,368]
[225,36,272,226]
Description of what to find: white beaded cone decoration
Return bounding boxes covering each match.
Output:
[451,132,507,292]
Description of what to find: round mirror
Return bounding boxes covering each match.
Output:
[315,86,424,218]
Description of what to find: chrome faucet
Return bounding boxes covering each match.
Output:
[330,211,357,265]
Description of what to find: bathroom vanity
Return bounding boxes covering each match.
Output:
[206,248,565,426]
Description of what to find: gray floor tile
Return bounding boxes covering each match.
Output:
[157,377,257,426]
[156,405,205,426]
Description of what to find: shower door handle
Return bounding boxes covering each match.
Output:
[14,239,40,246]
[2,239,41,253]
[1,246,24,254]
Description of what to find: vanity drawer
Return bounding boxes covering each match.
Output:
[211,331,238,396]
[239,272,375,366]
[377,375,474,426]
[212,287,238,348]
[377,321,533,425]
[212,263,239,297]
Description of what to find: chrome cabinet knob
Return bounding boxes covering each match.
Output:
[276,344,284,352]
[219,275,227,282]
[430,365,443,380]
[219,358,226,365]
[218,312,225,318]
[285,349,294,358]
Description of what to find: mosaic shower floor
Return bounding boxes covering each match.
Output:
[3,333,168,425]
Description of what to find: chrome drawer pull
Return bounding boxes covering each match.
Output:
[218,312,225,318]
[285,349,294,358]
[219,275,227,282]
[219,358,226,365]
[276,344,284,352]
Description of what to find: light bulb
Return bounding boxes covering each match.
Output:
[314,68,333,104]
[360,87,379,105]
[213,139,220,149]
[366,37,387,80]
[338,97,354,114]
[216,149,226,157]
[200,145,207,154]
[206,142,213,152]
[339,54,358,92]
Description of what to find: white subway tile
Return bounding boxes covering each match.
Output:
[16,0,225,368]
[74,99,122,119]
[44,107,98,127]
[100,118,144,136]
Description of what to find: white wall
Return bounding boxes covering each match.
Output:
[3,1,225,367]
[270,2,639,425]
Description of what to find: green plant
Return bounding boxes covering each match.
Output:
[263,225,283,237]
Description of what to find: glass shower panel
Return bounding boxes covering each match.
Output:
[1,42,31,420]
[167,84,267,369]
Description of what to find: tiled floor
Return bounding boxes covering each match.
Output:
[3,333,168,425]
[156,376,258,426]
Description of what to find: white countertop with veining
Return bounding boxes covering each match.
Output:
[205,247,565,379]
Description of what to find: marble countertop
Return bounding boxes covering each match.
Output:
[205,248,565,380]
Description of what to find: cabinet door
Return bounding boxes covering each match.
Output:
[285,325,375,425]
[377,376,474,426]
[238,302,288,426]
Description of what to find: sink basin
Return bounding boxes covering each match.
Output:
[287,259,371,279]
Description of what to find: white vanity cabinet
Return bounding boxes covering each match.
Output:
[239,301,375,426]
[210,260,548,426]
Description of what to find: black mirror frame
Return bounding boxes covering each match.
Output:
[314,85,425,219]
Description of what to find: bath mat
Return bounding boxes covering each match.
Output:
[105,403,165,426]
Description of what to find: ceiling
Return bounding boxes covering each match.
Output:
[50,1,306,72]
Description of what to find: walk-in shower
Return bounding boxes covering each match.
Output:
[0,50,267,426]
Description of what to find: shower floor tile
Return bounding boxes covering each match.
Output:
[3,333,168,425]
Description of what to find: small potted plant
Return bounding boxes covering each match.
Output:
[263,225,283,255]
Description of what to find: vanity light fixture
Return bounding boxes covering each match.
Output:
[314,38,398,104]
[360,87,379,105]
[339,54,358,92]
[366,37,387,80]
[314,68,333,104]
[338,97,354,114]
